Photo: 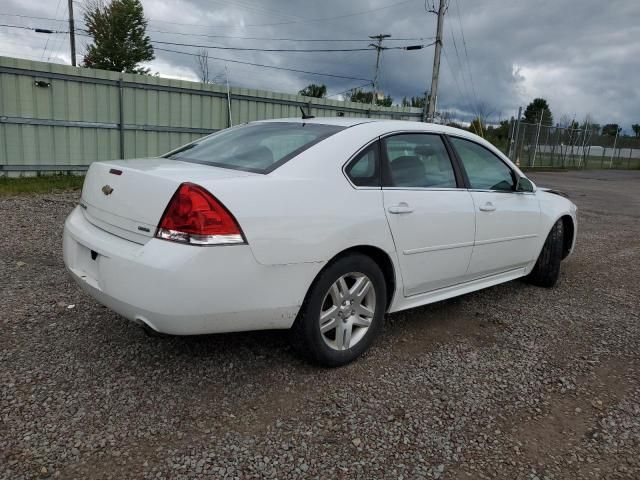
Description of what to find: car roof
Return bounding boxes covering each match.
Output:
[253,117,474,137]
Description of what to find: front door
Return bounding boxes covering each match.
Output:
[448,136,541,277]
[382,133,476,296]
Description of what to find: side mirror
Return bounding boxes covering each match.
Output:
[515,176,534,193]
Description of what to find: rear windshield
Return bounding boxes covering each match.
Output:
[165,122,345,173]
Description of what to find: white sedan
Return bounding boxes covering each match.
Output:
[63,118,577,366]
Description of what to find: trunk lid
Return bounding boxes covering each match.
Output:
[80,158,256,243]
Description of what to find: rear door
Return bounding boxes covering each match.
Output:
[381,133,476,296]
[447,136,541,277]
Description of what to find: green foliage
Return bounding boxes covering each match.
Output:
[467,117,484,136]
[298,84,327,98]
[0,174,84,196]
[467,119,510,151]
[632,124,640,138]
[83,0,154,74]
[602,123,621,136]
[484,120,510,151]
[401,96,425,108]
[588,123,601,135]
[349,89,393,107]
[523,98,554,126]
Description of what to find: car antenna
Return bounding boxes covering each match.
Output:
[299,105,315,120]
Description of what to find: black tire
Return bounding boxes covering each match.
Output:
[526,220,564,288]
[290,253,387,367]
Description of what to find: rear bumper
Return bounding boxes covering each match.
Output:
[63,206,321,335]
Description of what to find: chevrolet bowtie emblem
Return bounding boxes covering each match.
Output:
[101,185,114,196]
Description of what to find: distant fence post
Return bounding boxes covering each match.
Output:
[609,129,619,168]
[511,107,522,161]
[118,75,125,160]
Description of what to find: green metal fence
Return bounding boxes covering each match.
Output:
[0,56,422,172]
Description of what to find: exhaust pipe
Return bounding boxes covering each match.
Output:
[134,316,163,337]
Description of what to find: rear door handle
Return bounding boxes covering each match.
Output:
[388,202,414,214]
[479,202,496,212]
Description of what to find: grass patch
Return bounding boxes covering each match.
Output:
[0,174,85,196]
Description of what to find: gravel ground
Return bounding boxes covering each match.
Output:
[1,169,639,480]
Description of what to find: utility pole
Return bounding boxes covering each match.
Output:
[369,34,390,107]
[424,0,446,122]
[68,0,77,66]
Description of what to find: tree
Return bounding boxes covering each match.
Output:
[298,84,327,98]
[602,123,621,136]
[632,124,640,138]
[401,96,425,108]
[349,89,392,107]
[523,98,553,126]
[195,49,210,83]
[468,117,485,136]
[83,0,154,74]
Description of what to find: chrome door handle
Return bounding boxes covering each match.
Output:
[479,202,496,212]
[388,202,413,214]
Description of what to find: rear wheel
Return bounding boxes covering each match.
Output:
[290,254,386,367]
[526,220,564,288]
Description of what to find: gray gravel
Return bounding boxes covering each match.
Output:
[1,169,639,479]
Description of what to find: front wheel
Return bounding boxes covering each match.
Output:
[526,220,564,288]
[290,254,386,367]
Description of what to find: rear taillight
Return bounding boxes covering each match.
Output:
[156,183,245,246]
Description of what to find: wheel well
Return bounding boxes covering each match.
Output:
[560,215,574,259]
[328,245,396,311]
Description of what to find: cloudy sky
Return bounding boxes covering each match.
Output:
[1,0,639,129]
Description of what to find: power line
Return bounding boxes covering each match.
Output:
[326,81,374,98]
[76,29,428,54]
[442,46,477,131]
[49,4,71,61]
[447,22,476,119]
[0,23,67,33]
[0,13,67,23]
[146,28,432,43]
[453,0,480,118]
[141,38,376,52]
[153,46,372,81]
[41,0,64,60]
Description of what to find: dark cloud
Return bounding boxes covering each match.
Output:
[1,0,639,129]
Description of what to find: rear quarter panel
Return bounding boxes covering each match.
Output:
[204,174,396,266]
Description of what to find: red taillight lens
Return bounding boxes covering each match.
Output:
[156,183,245,245]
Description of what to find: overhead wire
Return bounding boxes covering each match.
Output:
[41,0,63,60]
[327,81,374,98]
[453,0,480,122]
[153,46,372,81]
[442,47,477,133]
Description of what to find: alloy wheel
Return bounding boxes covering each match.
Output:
[319,272,376,351]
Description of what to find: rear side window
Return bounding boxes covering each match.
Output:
[166,122,345,174]
[345,143,380,187]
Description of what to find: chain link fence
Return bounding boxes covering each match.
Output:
[506,121,640,169]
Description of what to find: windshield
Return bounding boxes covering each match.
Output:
[165,122,345,173]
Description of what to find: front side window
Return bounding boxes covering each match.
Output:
[166,122,345,173]
[449,137,515,191]
[384,134,456,188]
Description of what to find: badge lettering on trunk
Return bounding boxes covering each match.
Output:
[101,185,114,196]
